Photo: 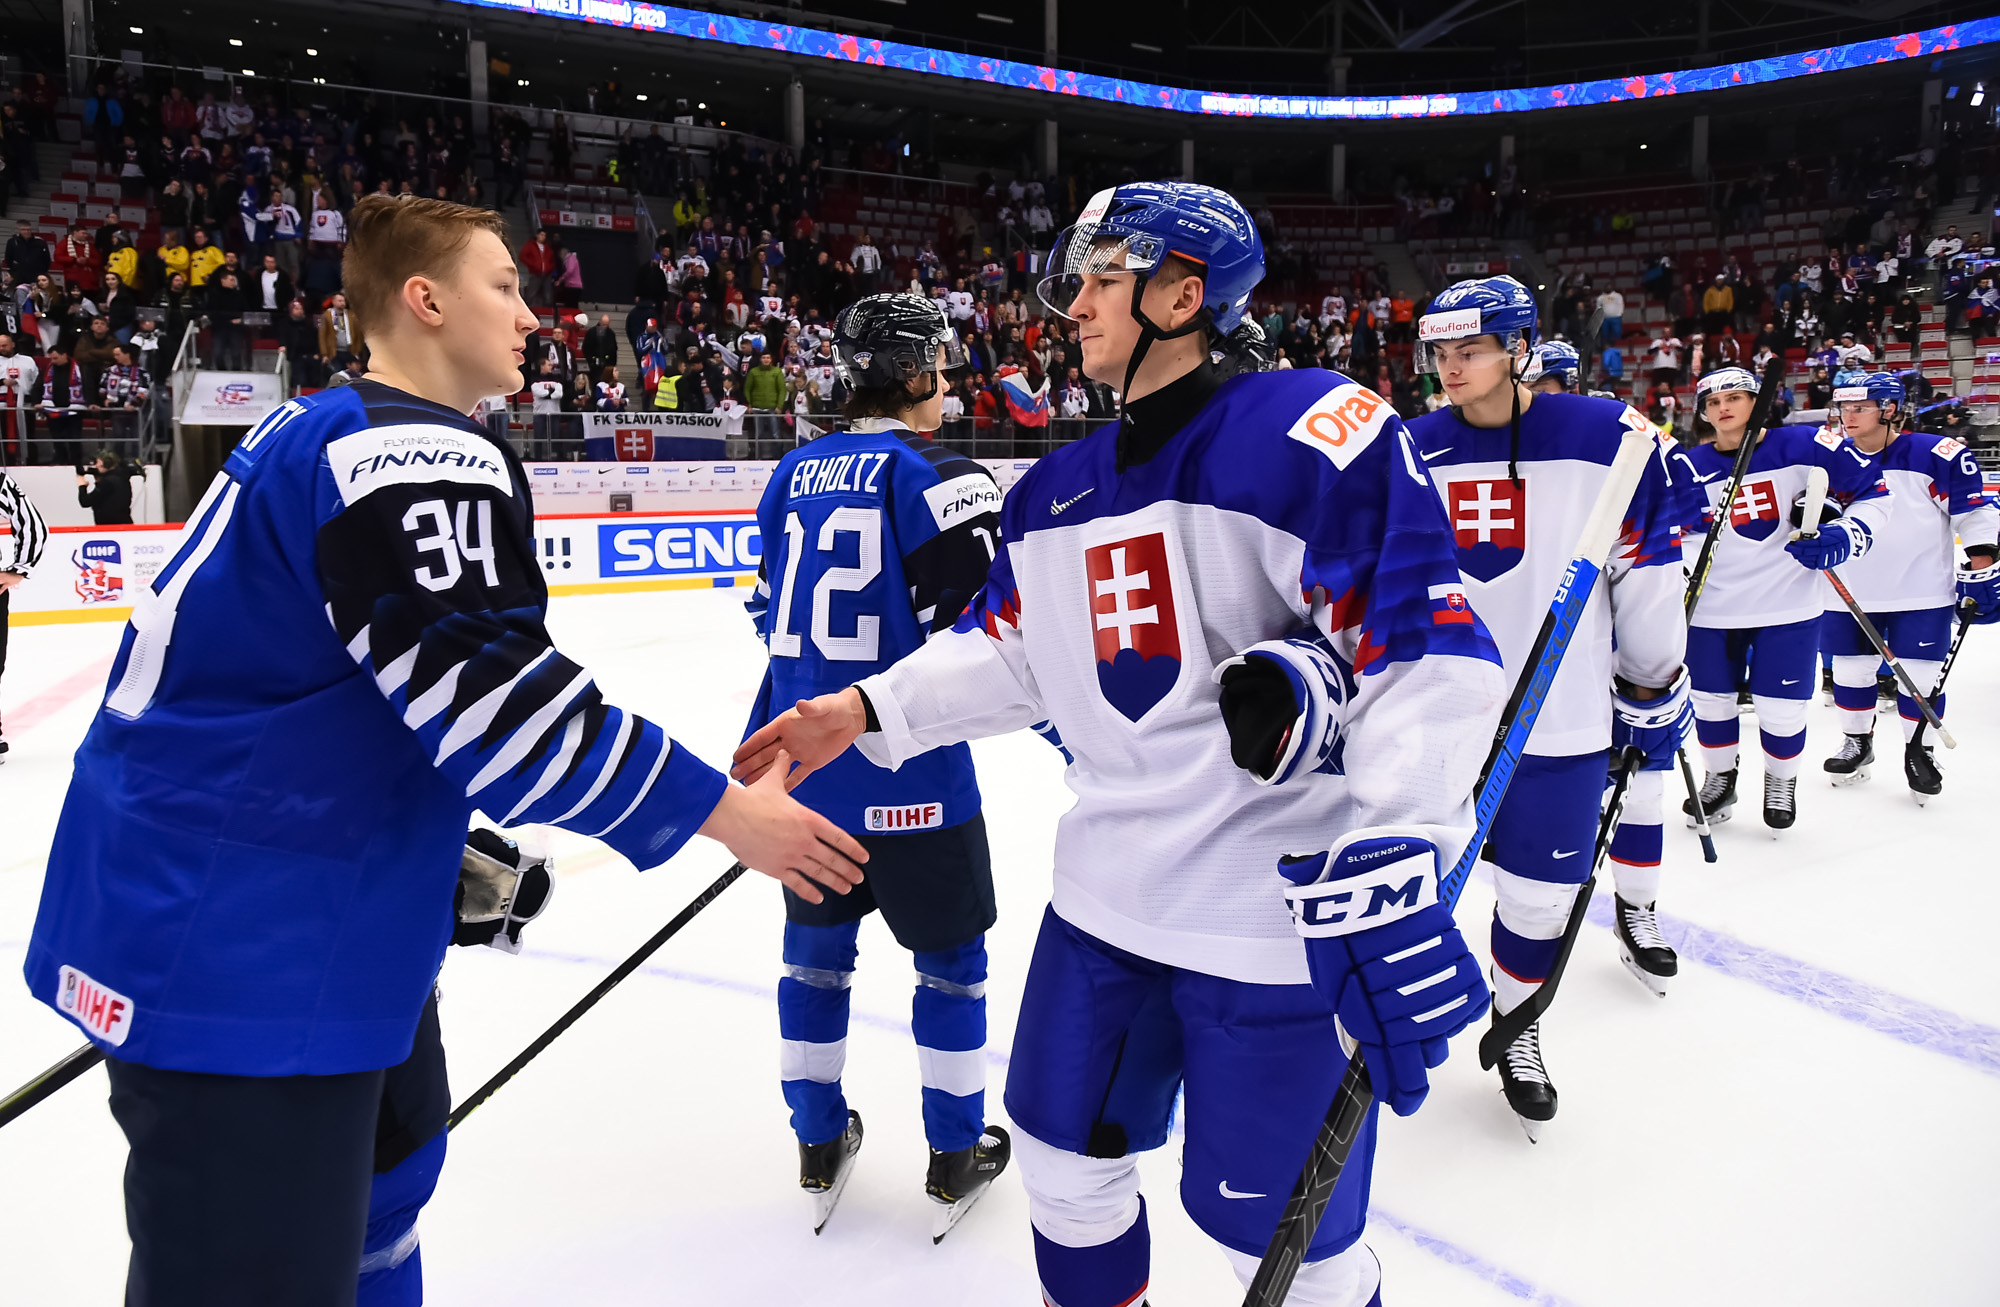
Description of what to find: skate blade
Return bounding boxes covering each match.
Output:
[809,1143,863,1235]
[1826,767,1870,787]
[1684,807,1732,829]
[1617,944,1671,998]
[930,1180,991,1244]
[1514,1113,1545,1144]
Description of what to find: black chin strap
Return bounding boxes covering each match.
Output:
[1115,273,1211,473]
[1507,374,1523,487]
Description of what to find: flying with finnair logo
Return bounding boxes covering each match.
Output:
[1051,487,1094,515]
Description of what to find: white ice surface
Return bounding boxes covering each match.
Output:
[3,587,1998,1305]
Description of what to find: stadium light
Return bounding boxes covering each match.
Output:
[433,1,2000,122]
[229,37,243,46]
[129,24,142,32]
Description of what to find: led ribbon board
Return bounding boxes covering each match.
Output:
[451,2,1997,120]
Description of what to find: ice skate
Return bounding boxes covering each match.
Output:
[1819,666,1835,704]
[1905,741,1942,805]
[1494,1015,1555,1142]
[1613,896,1676,997]
[1822,731,1873,785]
[800,1110,864,1234]
[926,1125,1010,1243]
[1763,774,1796,830]
[1682,768,1736,826]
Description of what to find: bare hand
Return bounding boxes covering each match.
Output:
[699,750,867,904]
[731,689,867,789]
[0,571,23,592]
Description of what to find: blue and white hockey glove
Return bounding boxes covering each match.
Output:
[1214,633,1350,785]
[1611,668,1692,772]
[1279,830,1489,1116]
[454,829,554,954]
[1783,518,1870,570]
[1956,561,2000,625]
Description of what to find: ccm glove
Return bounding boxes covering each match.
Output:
[1214,633,1351,785]
[1784,517,1870,570]
[1611,667,1693,772]
[1956,560,2000,625]
[1280,830,1489,1116]
[454,828,554,954]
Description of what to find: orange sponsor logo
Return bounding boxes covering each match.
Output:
[1301,388,1386,448]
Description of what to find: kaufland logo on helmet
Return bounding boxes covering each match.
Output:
[1419,308,1484,341]
[1833,387,1869,403]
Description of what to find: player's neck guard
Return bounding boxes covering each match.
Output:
[1115,355,1220,472]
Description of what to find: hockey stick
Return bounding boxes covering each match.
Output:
[1476,746,1645,1070]
[1243,429,1656,1307]
[1910,602,1977,751]
[1793,466,1955,749]
[0,1045,105,1130]
[1674,357,1786,861]
[0,862,750,1134]
[447,860,747,1130]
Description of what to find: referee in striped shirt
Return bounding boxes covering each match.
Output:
[0,468,49,761]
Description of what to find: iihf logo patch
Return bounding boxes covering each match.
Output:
[1084,531,1184,723]
[1446,477,1526,581]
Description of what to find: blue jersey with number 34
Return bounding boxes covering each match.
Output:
[745,423,1000,834]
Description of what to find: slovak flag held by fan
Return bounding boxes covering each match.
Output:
[995,365,1049,427]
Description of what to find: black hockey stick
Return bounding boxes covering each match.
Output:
[1674,357,1786,862]
[0,1045,105,1130]
[1910,601,1977,751]
[0,862,749,1134]
[447,861,747,1131]
[1242,429,1657,1307]
[1477,746,1644,1070]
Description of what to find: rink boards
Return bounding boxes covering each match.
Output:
[1,459,1042,624]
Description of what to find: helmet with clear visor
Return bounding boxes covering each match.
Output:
[1414,276,1538,374]
[1036,181,1265,338]
[1521,339,1580,389]
[832,293,966,392]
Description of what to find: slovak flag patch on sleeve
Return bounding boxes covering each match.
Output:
[1428,582,1475,624]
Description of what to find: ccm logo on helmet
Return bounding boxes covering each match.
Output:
[1286,382,1392,470]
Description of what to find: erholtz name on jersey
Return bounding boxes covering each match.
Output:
[866,802,944,831]
[56,964,133,1045]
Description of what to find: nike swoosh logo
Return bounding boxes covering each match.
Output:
[1421,447,1453,461]
[1050,488,1094,515]
[1781,678,1801,685]
[1917,641,1936,647]
[1551,849,1578,859]
[1218,1181,1267,1200]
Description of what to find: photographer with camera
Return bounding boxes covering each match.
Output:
[75,448,135,525]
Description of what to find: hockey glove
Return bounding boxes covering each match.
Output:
[1956,561,2000,625]
[1214,633,1350,786]
[1783,518,1870,570]
[454,828,555,954]
[1280,830,1489,1116]
[1611,668,1693,772]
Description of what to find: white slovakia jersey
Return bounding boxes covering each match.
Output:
[855,369,1506,984]
[1407,394,1689,758]
[1833,431,1999,612]
[1683,425,1891,629]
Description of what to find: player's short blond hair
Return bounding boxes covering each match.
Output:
[341,195,506,339]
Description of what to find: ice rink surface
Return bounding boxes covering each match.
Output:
[4,586,1999,1306]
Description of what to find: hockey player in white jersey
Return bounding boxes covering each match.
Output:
[1681,367,1891,829]
[1521,339,1580,394]
[1406,277,1692,1134]
[1818,372,1997,798]
[735,181,1506,1307]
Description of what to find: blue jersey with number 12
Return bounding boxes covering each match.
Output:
[745,422,1000,834]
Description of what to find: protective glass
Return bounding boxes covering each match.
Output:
[1036,229,1165,321]
[1418,338,1514,376]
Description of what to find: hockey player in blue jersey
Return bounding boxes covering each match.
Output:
[1406,277,1692,1135]
[1818,372,1998,800]
[23,197,867,1307]
[1680,366,1891,830]
[735,181,1505,1307]
[744,293,1012,1238]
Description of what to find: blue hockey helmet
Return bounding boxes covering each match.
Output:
[1522,339,1581,389]
[1830,367,1871,391]
[1037,181,1266,338]
[1833,370,1905,416]
[1695,366,1759,407]
[1415,276,1538,374]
